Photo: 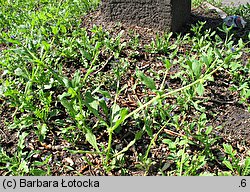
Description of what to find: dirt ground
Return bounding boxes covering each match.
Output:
[0,4,250,175]
[80,5,250,142]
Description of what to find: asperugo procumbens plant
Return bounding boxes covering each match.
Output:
[76,25,241,170]
[0,132,51,176]
[106,25,242,163]
[1,0,249,175]
[222,144,250,176]
[227,33,250,110]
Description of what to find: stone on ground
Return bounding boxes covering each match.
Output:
[101,0,191,32]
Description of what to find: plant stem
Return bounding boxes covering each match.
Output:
[106,129,113,163]
[125,58,221,121]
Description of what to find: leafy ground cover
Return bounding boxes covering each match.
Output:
[0,0,250,176]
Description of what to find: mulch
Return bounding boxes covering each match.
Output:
[0,4,250,175]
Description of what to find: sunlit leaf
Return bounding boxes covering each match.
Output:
[136,69,156,90]
[60,24,67,34]
[192,60,202,78]
[242,158,250,176]
[84,91,102,120]
[14,68,23,76]
[205,126,213,135]
[223,160,233,171]
[164,59,172,70]
[18,132,28,150]
[51,26,58,35]
[72,70,81,88]
[59,97,76,118]
[41,41,50,52]
[68,87,77,98]
[112,108,128,131]
[18,161,29,173]
[37,123,48,141]
[196,83,205,96]
[85,130,99,152]
[223,143,233,155]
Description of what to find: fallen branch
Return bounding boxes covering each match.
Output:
[92,55,113,75]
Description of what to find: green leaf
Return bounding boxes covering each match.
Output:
[44,78,54,90]
[162,139,172,144]
[163,139,176,151]
[206,75,214,82]
[145,121,153,138]
[84,91,102,120]
[230,62,241,71]
[40,123,47,135]
[60,24,67,34]
[136,69,156,90]
[223,160,234,171]
[96,89,112,99]
[202,56,209,67]
[41,41,50,52]
[99,99,109,117]
[72,70,81,88]
[32,161,47,166]
[164,59,172,70]
[7,38,21,45]
[14,68,24,76]
[18,132,28,150]
[94,41,102,51]
[215,48,222,59]
[85,130,99,152]
[58,92,71,100]
[111,103,121,123]
[62,77,71,88]
[223,143,233,155]
[30,169,47,176]
[51,26,58,35]
[205,126,213,135]
[68,87,77,98]
[82,50,92,61]
[186,59,192,69]
[37,123,48,141]
[32,154,52,174]
[224,54,233,64]
[111,108,128,131]
[18,161,29,173]
[196,83,205,96]
[242,158,250,176]
[59,97,76,118]
[179,139,188,146]
[135,130,143,140]
[192,60,202,78]
[218,171,232,176]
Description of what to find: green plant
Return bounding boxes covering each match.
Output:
[1,0,249,176]
[222,144,250,176]
[161,114,218,176]
[0,132,51,175]
[192,0,222,7]
[223,3,250,19]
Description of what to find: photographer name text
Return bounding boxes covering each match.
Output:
[3,178,100,189]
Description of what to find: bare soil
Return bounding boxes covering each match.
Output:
[0,5,250,175]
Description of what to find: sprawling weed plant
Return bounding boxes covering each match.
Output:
[0,0,249,175]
